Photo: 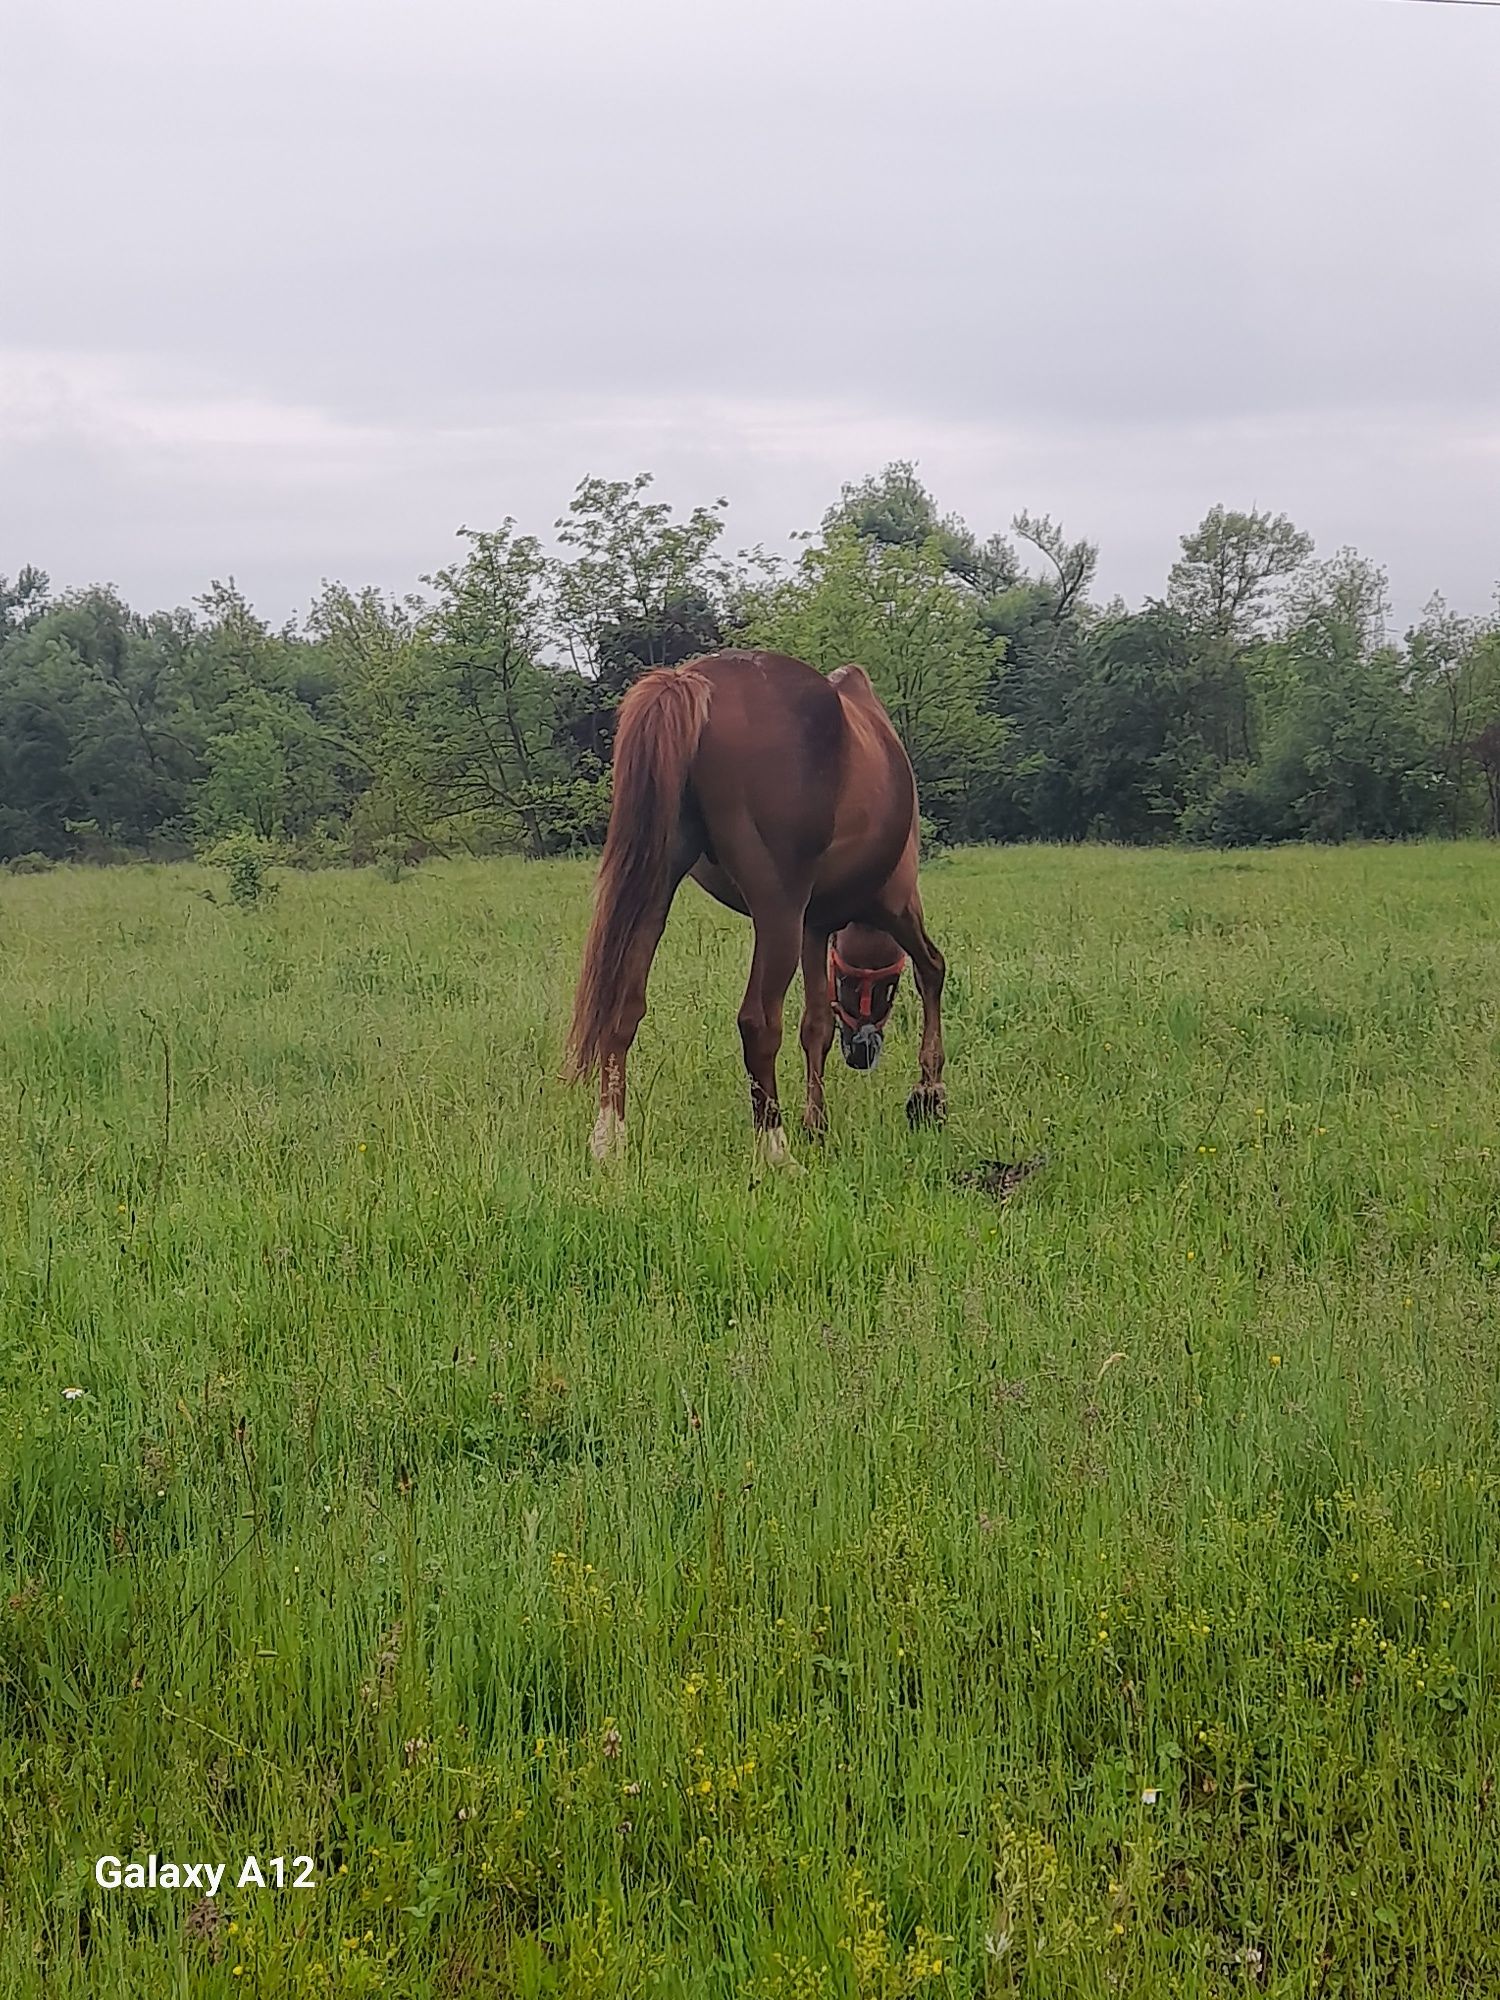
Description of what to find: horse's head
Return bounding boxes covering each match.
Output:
[830,927,906,1070]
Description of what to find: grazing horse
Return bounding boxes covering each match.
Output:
[565,649,946,1163]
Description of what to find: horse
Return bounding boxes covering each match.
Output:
[564,648,947,1164]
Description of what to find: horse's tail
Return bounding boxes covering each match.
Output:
[565,666,712,1082]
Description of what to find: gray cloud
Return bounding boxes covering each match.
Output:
[3,0,1497,629]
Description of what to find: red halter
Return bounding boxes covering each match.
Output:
[829,943,907,1032]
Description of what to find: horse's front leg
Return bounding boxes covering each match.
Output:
[882,895,947,1126]
[798,923,835,1138]
[737,904,805,1168]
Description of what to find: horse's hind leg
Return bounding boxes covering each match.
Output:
[738,895,807,1168]
[875,892,947,1126]
[589,916,664,1160]
[591,850,695,1160]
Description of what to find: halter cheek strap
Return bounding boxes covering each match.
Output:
[829,944,907,1031]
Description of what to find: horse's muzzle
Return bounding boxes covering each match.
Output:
[841,1024,883,1071]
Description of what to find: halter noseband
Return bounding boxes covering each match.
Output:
[829,943,907,1032]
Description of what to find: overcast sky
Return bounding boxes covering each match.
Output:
[3,0,1497,633]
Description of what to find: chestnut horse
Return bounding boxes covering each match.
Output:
[565,649,946,1163]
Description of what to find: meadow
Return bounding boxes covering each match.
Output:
[1,842,1498,1998]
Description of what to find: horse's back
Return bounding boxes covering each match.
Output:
[681,650,912,917]
[693,650,845,740]
[689,652,846,833]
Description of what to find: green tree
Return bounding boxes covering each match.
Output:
[1279,546,1391,658]
[0,670,72,857]
[1250,552,1437,842]
[989,606,1228,844]
[733,519,1003,841]
[305,583,434,854]
[974,512,1102,839]
[1169,505,1313,645]
[1164,506,1315,767]
[0,565,49,638]
[422,524,572,857]
[1011,511,1099,624]
[1470,722,1500,837]
[552,473,729,681]
[1406,595,1500,836]
[194,723,287,840]
[822,462,1018,598]
[185,582,354,845]
[551,473,730,766]
[0,588,198,856]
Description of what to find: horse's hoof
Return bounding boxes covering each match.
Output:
[906,1084,947,1128]
[755,1126,801,1173]
[589,1108,627,1162]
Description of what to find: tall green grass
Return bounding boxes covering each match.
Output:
[2,844,1498,1996]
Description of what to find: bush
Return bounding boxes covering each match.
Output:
[204,831,279,909]
[1178,772,1286,848]
[372,836,417,884]
[5,851,58,875]
[281,823,352,871]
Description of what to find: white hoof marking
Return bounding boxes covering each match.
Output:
[589,1108,626,1162]
[755,1125,799,1172]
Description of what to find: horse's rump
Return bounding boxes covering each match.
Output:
[686,652,848,873]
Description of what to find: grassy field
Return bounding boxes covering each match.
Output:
[2,843,1499,1997]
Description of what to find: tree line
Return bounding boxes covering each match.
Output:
[3,464,1498,868]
